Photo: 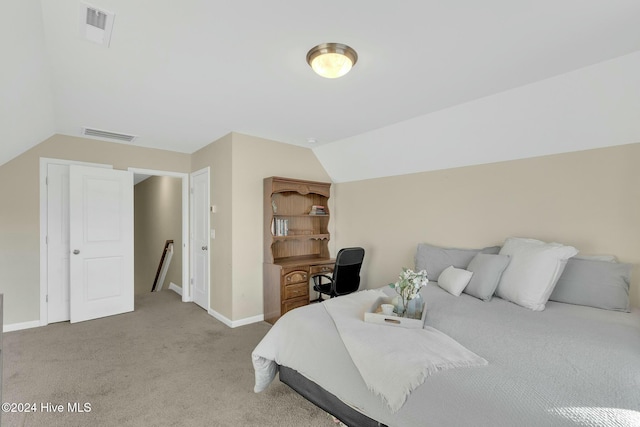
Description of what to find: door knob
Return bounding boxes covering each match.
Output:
[73,249,80,255]
[202,246,208,251]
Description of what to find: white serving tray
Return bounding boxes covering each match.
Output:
[364,297,427,329]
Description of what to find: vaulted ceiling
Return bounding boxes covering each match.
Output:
[3,0,640,170]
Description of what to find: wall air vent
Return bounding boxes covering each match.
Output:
[79,3,115,47]
[82,127,137,143]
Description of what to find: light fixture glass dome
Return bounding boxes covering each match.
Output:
[306,43,358,79]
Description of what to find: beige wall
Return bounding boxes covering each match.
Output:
[191,132,332,321]
[5,131,634,327]
[191,133,234,318]
[334,143,640,308]
[134,176,183,295]
[230,133,333,320]
[0,134,191,325]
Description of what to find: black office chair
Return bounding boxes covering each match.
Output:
[312,247,365,302]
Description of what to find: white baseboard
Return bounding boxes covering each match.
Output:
[4,320,42,333]
[231,313,265,328]
[4,292,262,332]
[168,282,182,296]
[207,308,264,328]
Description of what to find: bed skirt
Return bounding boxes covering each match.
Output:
[279,365,387,427]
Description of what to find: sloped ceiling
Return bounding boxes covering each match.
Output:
[1,0,55,165]
[2,0,640,175]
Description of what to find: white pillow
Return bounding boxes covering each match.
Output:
[496,237,578,311]
[437,266,473,296]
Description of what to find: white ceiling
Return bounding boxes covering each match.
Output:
[2,0,640,166]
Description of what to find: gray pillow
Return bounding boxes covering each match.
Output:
[464,254,511,301]
[549,258,632,312]
[414,243,501,282]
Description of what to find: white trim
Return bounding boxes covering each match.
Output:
[39,157,113,327]
[168,282,183,296]
[4,320,42,333]
[207,309,232,327]
[207,308,264,328]
[128,167,190,303]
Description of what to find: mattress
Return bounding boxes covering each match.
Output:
[253,285,640,426]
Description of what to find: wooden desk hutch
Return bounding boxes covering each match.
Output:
[263,177,334,324]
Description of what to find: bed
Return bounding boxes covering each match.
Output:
[253,239,640,427]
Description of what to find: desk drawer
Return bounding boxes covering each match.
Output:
[282,297,308,314]
[310,264,334,275]
[284,283,308,300]
[283,269,308,284]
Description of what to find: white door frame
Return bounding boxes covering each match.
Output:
[39,157,113,326]
[128,167,191,302]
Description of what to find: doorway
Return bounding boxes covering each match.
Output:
[39,159,192,325]
[133,174,183,297]
[129,168,191,302]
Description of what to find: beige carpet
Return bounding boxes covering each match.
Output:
[2,291,333,427]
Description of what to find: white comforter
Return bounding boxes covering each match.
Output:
[254,289,486,412]
[253,285,640,427]
[322,289,486,412]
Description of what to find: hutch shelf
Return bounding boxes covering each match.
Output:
[263,177,334,324]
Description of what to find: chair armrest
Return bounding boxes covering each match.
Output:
[311,274,334,285]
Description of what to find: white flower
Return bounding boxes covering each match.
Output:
[390,268,428,303]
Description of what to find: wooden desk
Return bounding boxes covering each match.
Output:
[263,256,334,324]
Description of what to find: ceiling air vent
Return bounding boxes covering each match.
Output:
[79,3,115,47]
[82,127,137,143]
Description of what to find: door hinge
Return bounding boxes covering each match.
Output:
[46,176,48,185]
[45,235,48,244]
[46,294,48,303]
[190,187,193,194]
[190,278,194,284]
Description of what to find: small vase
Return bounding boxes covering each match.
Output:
[392,296,404,316]
[407,297,417,318]
[410,294,424,319]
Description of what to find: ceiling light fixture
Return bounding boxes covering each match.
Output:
[306,43,358,79]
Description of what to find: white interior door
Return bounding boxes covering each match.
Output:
[191,168,209,310]
[47,164,71,323]
[69,165,134,323]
